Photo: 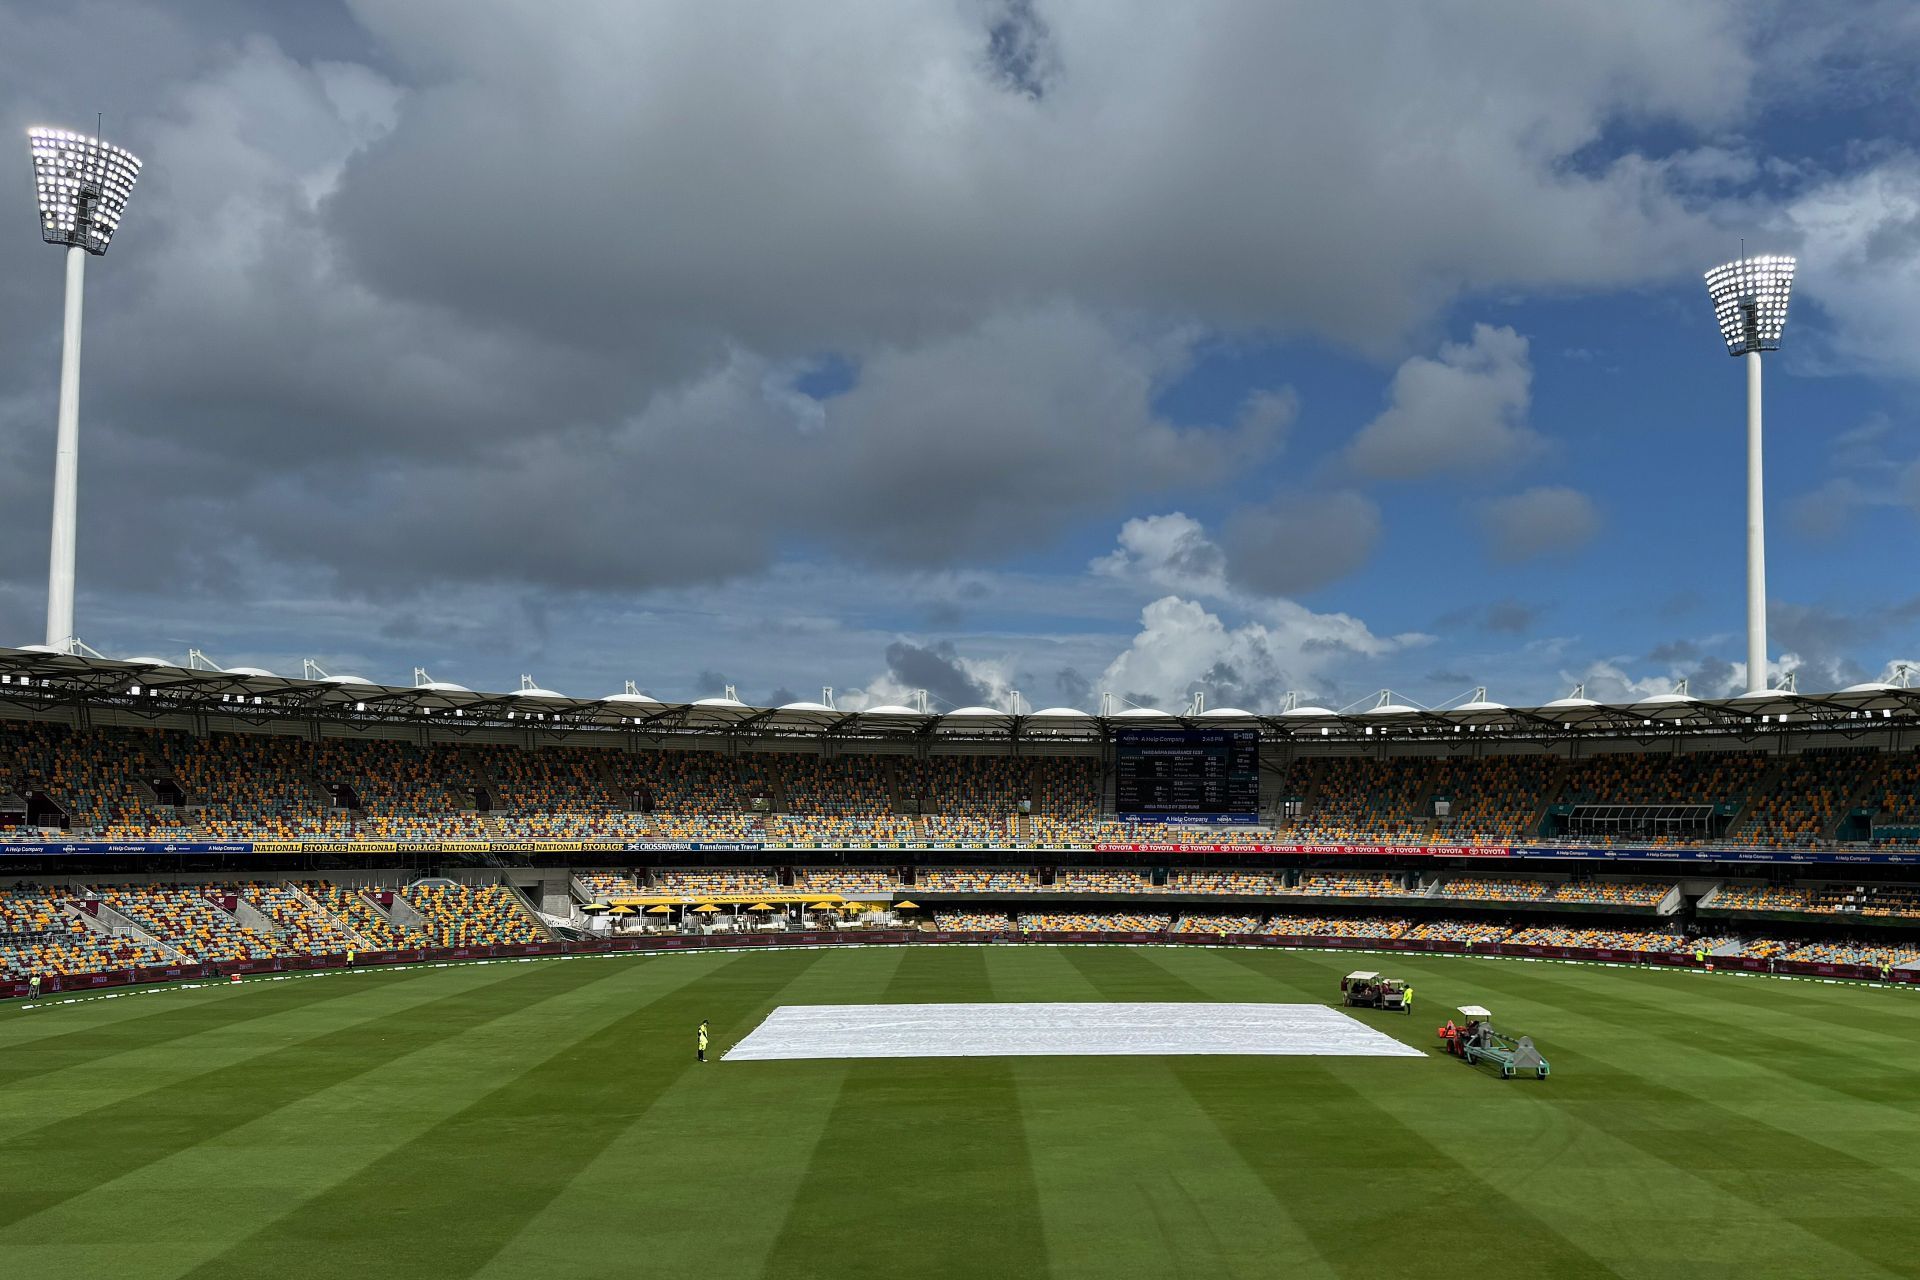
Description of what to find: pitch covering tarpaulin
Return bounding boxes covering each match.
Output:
[723,1002,1427,1061]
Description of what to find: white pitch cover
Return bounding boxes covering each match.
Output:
[722,1002,1426,1062]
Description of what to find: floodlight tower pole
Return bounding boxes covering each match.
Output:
[1744,346,1764,697]
[47,245,86,652]
[1704,255,1795,695]
[24,127,143,654]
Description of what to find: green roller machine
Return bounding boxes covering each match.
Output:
[1436,1005,1549,1079]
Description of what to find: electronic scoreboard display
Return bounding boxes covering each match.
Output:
[1114,729,1259,822]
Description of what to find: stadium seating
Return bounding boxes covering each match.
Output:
[652,868,778,896]
[1282,871,1414,898]
[1710,883,1812,912]
[1551,879,1673,906]
[794,868,903,894]
[1168,870,1280,894]
[1729,750,1876,847]
[1503,926,1689,952]
[95,884,285,962]
[1429,755,1561,844]
[1286,757,1434,843]
[574,871,646,899]
[1782,940,1920,968]
[1436,875,1554,902]
[1058,868,1151,894]
[1018,913,1171,932]
[401,883,545,947]
[0,884,174,976]
[918,867,1039,893]
[7,721,1920,857]
[232,881,360,955]
[1262,914,1409,939]
[302,882,429,950]
[1172,914,1263,934]
[933,911,1011,930]
[1399,920,1511,943]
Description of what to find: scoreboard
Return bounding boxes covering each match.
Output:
[1114,729,1260,822]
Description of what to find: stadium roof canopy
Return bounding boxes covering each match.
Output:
[0,648,1910,748]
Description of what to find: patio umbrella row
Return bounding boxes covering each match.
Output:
[584,899,919,917]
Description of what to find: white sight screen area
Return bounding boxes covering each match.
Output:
[723,1002,1428,1061]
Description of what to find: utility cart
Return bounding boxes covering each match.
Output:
[1340,971,1410,1013]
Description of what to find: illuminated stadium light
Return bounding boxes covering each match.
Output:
[1703,253,1795,695]
[28,127,142,255]
[23,126,144,656]
[1704,255,1794,356]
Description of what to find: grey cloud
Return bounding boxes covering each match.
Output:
[1222,492,1382,596]
[0,2,1767,623]
[1053,666,1092,707]
[1643,639,1700,664]
[1483,600,1539,635]
[884,640,990,709]
[1346,325,1538,479]
[1477,487,1601,563]
[1436,598,1540,635]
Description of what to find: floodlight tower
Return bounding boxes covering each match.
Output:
[1704,254,1795,695]
[25,127,142,654]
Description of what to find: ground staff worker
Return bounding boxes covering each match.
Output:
[697,1020,710,1063]
[1400,984,1413,1015]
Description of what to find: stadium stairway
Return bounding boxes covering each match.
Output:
[504,882,555,940]
[74,897,191,963]
[1725,755,1792,842]
[283,880,375,950]
[884,761,913,817]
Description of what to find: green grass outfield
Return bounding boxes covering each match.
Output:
[3,944,1920,1280]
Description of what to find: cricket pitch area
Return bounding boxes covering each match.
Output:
[722,1000,1428,1060]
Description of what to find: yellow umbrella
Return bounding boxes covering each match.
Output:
[747,902,775,912]
[608,905,636,916]
[645,904,675,915]
[693,903,721,914]
[581,902,611,913]
[807,901,837,910]
[894,900,920,910]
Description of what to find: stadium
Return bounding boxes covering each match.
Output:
[9,7,1920,1280]
[4,659,1920,1276]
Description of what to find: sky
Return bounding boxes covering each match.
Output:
[2,0,1920,713]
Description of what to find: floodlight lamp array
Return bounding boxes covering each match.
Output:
[27,127,142,255]
[1704,254,1794,355]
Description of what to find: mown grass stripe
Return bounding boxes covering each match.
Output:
[471,948,909,1278]
[766,945,1051,1279]
[1442,962,1920,1273]
[0,970,522,1143]
[175,952,825,1280]
[0,953,723,1274]
[1057,945,1620,1278]
[0,965,437,1085]
[1007,945,1339,1279]
[0,957,605,1232]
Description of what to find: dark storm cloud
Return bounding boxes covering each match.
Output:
[883,641,991,709]
[1053,666,1092,708]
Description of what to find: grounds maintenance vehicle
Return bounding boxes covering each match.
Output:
[1339,971,1411,1013]
[1436,1005,1549,1079]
